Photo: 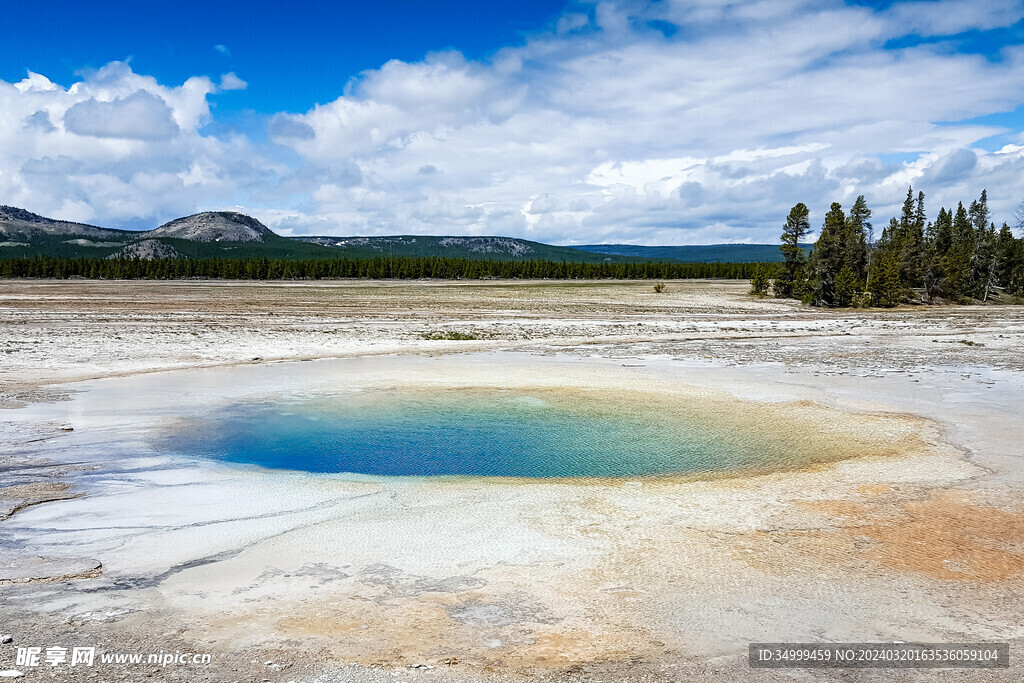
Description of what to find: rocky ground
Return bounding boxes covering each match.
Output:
[1,279,1023,682]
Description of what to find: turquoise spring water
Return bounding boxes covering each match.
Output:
[161,386,777,479]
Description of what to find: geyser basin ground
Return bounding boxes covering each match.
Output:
[3,349,1022,680]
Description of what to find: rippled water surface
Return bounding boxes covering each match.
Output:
[162,386,774,478]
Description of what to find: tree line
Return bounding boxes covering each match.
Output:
[755,188,1024,306]
[0,254,763,281]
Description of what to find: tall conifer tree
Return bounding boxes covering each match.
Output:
[776,203,810,299]
[811,202,847,306]
[845,195,871,282]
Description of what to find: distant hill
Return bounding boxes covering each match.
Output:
[147,212,275,243]
[576,243,811,263]
[294,235,649,263]
[0,206,133,241]
[0,205,786,264]
[0,208,335,261]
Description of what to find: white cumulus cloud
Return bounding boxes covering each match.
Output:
[64,91,180,140]
[3,0,1024,242]
[266,0,1024,242]
[0,62,279,227]
[218,72,247,91]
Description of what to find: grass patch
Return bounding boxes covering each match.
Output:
[420,330,479,341]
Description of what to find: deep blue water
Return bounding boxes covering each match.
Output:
[162,388,766,478]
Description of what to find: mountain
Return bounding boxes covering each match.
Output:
[0,207,333,261]
[147,212,275,243]
[299,235,536,256]
[576,243,809,263]
[0,206,133,241]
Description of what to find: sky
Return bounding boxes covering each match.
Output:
[2,0,1023,244]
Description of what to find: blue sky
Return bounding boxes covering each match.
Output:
[1,0,567,115]
[2,0,1024,243]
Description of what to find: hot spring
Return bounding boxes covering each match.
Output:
[161,387,774,478]
[156,385,854,479]
[24,354,885,481]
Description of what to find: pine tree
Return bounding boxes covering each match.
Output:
[940,202,974,299]
[776,202,810,299]
[1012,237,1024,296]
[973,223,998,301]
[953,201,975,247]
[868,251,902,307]
[844,195,871,282]
[867,217,901,305]
[914,191,926,230]
[968,189,990,233]
[900,186,916,231]
[967,191,996,300]
[924,207,952,300]
[834,264,858,307]
[749,263,770,296]
[995,223,1018,290]
[894,187,926,287]
[810,202,847,306]
[934,207,953,255]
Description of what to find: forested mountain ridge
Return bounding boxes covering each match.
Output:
[0,206,769,264]
[293,235,657,263]
[0,208,335,260]
[0,206,132,241]
[577,243,811,263]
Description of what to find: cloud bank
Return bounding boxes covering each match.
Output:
[3,0,1024,242]
[0,61,278,226]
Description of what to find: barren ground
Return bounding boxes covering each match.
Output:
[1,279,1023,683]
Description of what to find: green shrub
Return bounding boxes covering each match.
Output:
[420,330,478,341]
